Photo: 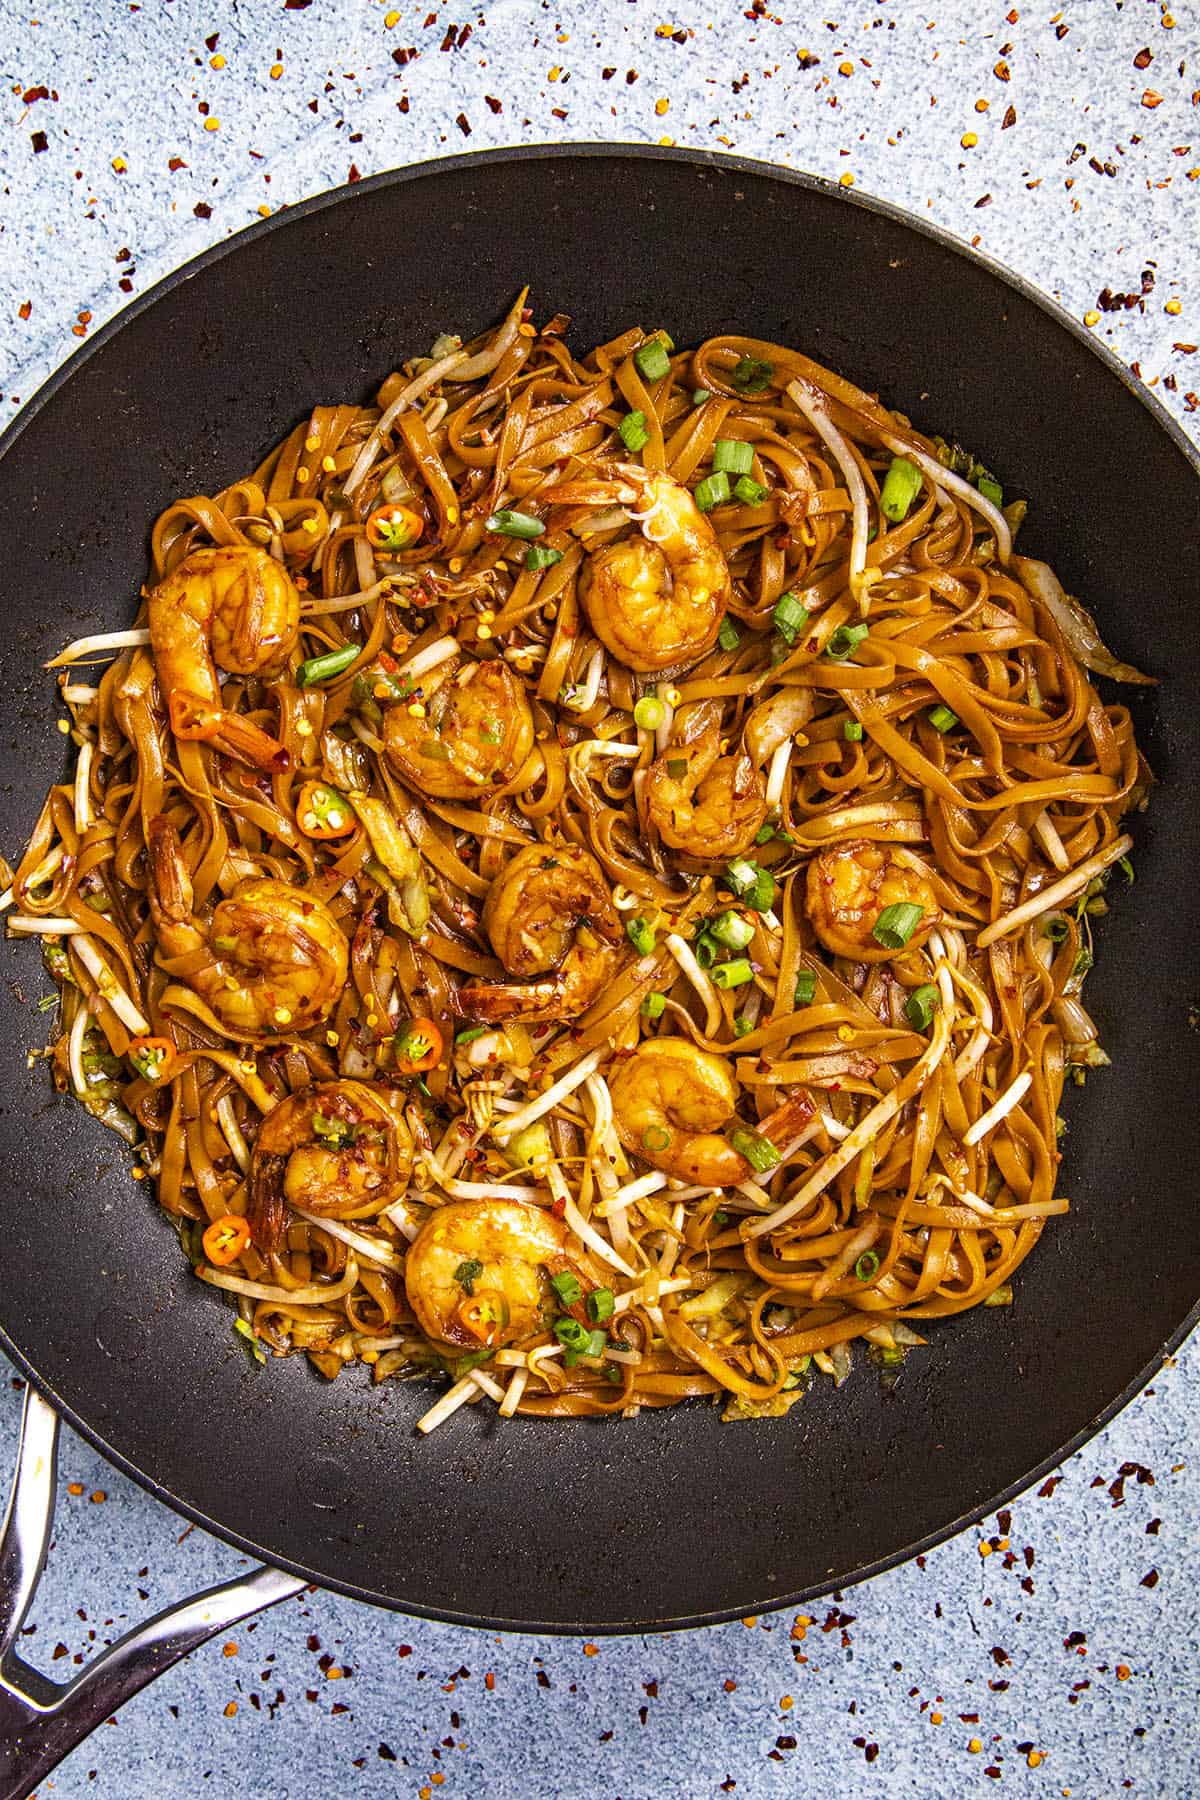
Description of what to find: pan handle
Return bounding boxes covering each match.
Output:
[0,1386,307,1800]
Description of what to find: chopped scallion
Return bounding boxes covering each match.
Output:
[904,983,939,1030]
[633,695,667,731]
[712,958,754,990]
[297,643,360,686]
[734,475,769,506]
[880,456,923,523]
[872,901,925,950]
[626,916,656,955]
[733,1014,754,1037]
[455,1258,484,1296]
[454,1025,488,1044]
[717,615,742,652]
[486,508,544,540]
[712,437,754,476]
[709,909,755,952]
[550,1270,583,1308]
[844,719,863,742]
[554,1316,591,1352]
[692,388,711,406]
[772,590,810,646]
[825,623,869,661]
[730,355,773,394]
[855,1250,881,1282]
[727,1125,781,1172]
[525,543,563,571]
[586,1287,615,1325]
[634,339,671,382]
[619,409,650,452]
[641,991,666,1020]
[793,970,816,1007]
[928,703,958,732]
[694,471,730,512]
[976,474,1004,508]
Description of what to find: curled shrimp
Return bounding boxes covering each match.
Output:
[610,1039,752,1186]
[147,546,300,770]
[806,838,941,961]
[645,713,767,863]
[404,1197,590,1351]
[147,815,349,1039]
[248,1079,414,1252]
[456,842,624,1023]
[383,655,534,799]
[543,464,729,673]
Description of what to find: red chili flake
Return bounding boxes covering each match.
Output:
[1142,90,1164,109]
[485,94,502,113]
[551,107,567,120]
[993,60,1010,80]
[23,85,51,103]
[1055,21,1068,37]
[1037,1475,1062,1498]
[393,46,418,66]
[348,164,361,182]
[397,96,409,113]
[285,0,313,9]
[1146,1517,1162,1534]
[1140,1568,1159,1588]
[52,1643,69,1660]
[398,1645,413,1657]
[455,112,471,135]
[194,201,212,219]
[643,1679,658,1698]
[975,194,992,207]
[168,155,188,171]
[601,67,616,79]
[440,24,457,50]
[379,1744,397,1761]
[17,301,31,320]
[1134,47,1153,69]
[31,131,48,153]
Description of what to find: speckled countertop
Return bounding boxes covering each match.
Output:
[0,3,1197,1796]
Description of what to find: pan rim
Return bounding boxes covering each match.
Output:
[1,142,1196,1633]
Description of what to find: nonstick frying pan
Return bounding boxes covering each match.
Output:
[0,146,1197,1793]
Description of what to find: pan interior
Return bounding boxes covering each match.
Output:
[0,149,1196,1630]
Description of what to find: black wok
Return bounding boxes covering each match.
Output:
[0,149,1196,1669]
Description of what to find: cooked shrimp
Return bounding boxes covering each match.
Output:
[249,1079,414,1252]
[383,655,534,799]
[457,843,624,1023]
[543,465,729,672]
[806,838,941,961]
[147,815,349,1039]
[404,1197,589,1351]
[645,719,767,863]
[609,1039,750,1185]
[148,545,300,770]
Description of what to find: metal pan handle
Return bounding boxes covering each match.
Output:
[0,1386,306,1800]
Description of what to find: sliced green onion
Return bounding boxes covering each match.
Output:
[642,1124,672,1151]
[712,437,754,476]
[793,970,816,1007]
[772,590,810,646]
[619,409,650,452]
[525,543,563,571]
[725,857,758,895]
[825,623,869,661]
[550,1270,583,1308]
[928,703,958,732]
[855,1250,881,1282]
[626,916,656,955]
[297,643,360,686]
[733,1014,754,1038]
[633,695,667,731]
[1072,946,1094,978]
[586,1287,615,1325]
[641,991,666,1020]
[844,719,863,742]
[904,983,939,1030]
[694,930,719,969]
[709,909,755,951]
[554,1316,591,1352]
[872,901,925,950]
[455,1025,488,1044]
[1118,855,1135,884]
[734,475,769,506]
[730,355,773,394]
[692,388,711,406]
[634,339,671,382]
[880,456,923,523]
[486,508,544,540]
[727,1125,781,1172]
[1044,916,1070,943]
[717,615,741,652]
[455,1258,484,1296]
[694,471,730,512]
[976,474,1004,508]
[712,958,754,990]
[724,859,775,913]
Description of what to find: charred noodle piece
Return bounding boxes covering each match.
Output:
[17,301,1150,1426]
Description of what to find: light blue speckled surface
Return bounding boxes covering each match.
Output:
[1,2,1198,1795]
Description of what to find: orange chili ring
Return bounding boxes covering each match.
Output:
[296,780,355,839]
[127,1034,176,1084]
[202,1215,252,1267]
[394,1017,444,1074]
[365,503,423,552]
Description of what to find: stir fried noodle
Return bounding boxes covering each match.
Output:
[6,296,1152,1430]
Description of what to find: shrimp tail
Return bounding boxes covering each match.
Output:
[249,1151,288,1253]
[168,691,289,772]
[759,1089,816,1148]
[453,977,565,1023]
[146,815,194,924]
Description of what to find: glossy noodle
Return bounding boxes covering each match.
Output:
[5,295,1152,1430]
